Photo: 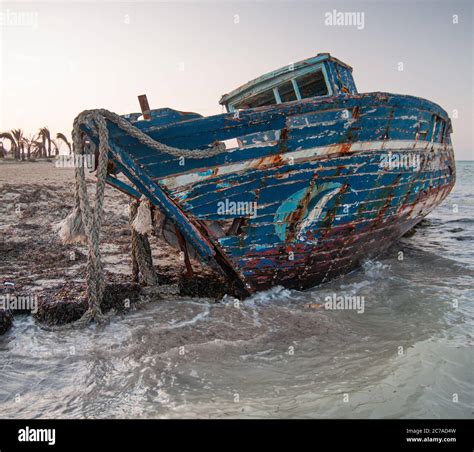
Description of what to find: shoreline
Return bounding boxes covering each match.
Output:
[0,162,229,334]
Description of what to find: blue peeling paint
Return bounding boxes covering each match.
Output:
[93,53,455,293]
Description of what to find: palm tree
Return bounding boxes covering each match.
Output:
[1,129,70,160]
[38,127,52,158]
[23,134,38,161]
[51,139,60,156]
[0,132,17,159]
[38,128,46,157]
[11,129,24,160]
[56,132,72,155]
[31,139,44,159]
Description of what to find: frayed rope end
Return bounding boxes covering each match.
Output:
[131,196,153,235]
[56,206,87,244]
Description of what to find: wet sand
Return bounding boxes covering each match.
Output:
[0,161,226,327]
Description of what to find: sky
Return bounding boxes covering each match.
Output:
[0,0,473,159]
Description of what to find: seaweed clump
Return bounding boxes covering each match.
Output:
[0,309,13,335]
[34,283,142,326]
[178,273,235,299]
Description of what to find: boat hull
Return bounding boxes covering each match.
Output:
[166,141,454,291]
[102,92,456,294]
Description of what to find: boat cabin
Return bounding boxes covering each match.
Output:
[219,53,358,112]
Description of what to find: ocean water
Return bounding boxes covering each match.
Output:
[0,162,473,419]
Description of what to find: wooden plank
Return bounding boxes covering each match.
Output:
[138,94,151,120]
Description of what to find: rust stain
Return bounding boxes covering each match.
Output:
[284,177,316,243]
[318,182,348,241]
[339,142,352,153]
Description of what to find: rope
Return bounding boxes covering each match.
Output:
[70,112,110,324]
[129,200,160,286]
[130,202,140,284]
[77,108,227,159]
[59,108,226,325]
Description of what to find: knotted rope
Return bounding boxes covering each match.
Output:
[58,109,227,325]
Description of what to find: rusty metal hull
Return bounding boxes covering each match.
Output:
[100,91,455,294]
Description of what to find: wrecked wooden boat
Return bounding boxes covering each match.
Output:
[82,53,455,296]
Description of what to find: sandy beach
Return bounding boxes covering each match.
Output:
[0,161,228,328]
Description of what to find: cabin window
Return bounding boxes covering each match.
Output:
[277,81,298,103]
[295,70,328,99]
[234,89,277,109]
